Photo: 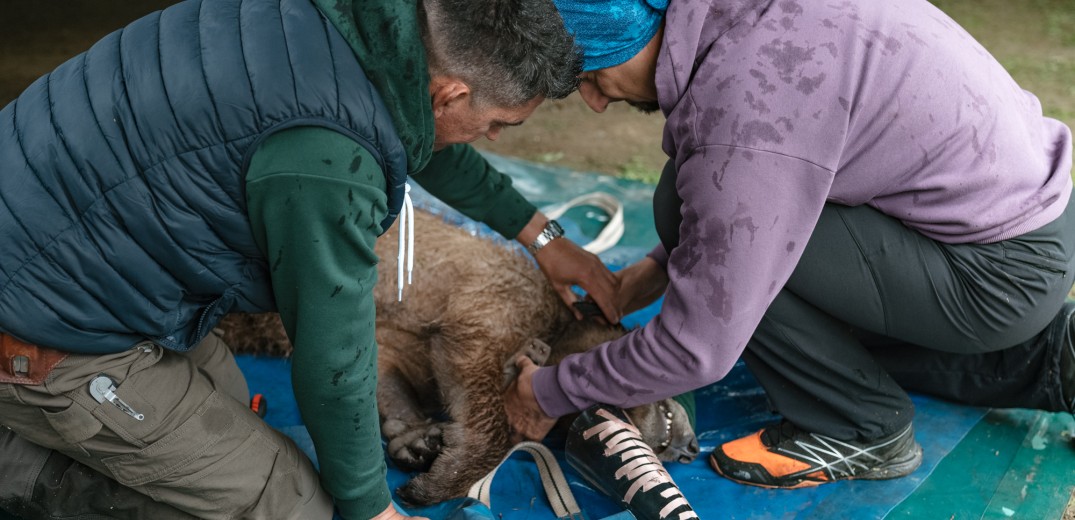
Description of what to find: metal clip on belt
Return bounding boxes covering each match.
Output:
[89,375,145,421]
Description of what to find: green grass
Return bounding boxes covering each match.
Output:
[931,0,1075,130]
[617,156,662,185]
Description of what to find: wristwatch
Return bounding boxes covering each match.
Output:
[528,219,564,255]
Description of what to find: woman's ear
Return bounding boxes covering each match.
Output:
[429,76,471,118]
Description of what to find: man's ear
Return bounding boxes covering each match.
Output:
[429,76,471,118]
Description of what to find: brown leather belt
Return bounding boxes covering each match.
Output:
[0,333,68,385]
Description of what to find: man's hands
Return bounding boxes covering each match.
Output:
[516,212,620,323]
[503,356,558,444]
[611,256,669,316]
[506,213,670,448]
[535,238,621,322]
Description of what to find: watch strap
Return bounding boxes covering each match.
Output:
[528,219,564,254]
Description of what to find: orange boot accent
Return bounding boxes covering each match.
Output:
[720,430,812,478]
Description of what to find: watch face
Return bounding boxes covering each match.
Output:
[548,220,564,236]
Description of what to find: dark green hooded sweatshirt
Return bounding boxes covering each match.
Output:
[244,1,538,518]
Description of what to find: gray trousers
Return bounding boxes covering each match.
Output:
[0,332,332,520]
[744,200,1075,441]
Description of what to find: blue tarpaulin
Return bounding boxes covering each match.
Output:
[235,154,1074,520]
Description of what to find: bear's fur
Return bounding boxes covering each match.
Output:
[218,210,697,504]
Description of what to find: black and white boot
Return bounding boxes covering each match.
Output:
[566,404,697,520]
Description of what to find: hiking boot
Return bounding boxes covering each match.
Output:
[566,405,697,520]
[709,421,922,489]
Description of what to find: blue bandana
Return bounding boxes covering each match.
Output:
[553,0,668,71]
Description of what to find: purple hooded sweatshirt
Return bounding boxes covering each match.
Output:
[533,0,1073,417]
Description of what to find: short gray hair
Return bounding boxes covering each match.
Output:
[419,0,583,108]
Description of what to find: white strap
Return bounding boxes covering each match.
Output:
[544,192,624,254]
[397,183,415,301]
[467,441,585,520]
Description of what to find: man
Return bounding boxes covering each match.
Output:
[0,0,618,518]
[506,0,1075,491]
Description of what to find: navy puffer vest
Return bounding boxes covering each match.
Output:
[0,0,408,353]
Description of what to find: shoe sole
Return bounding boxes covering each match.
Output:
[708,442,924,489]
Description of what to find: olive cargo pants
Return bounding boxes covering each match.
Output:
[0,331,332,519]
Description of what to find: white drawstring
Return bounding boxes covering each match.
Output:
[397,183,415,301]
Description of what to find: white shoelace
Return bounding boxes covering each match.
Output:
[396,183,414,301]
[777,423,914,479]
[581,409,698,520]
